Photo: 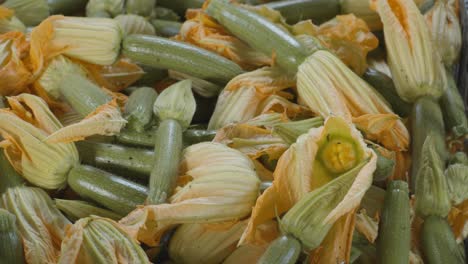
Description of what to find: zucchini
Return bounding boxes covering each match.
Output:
[0,209,24,264]
[377,180,411,264]
[122,34,244,85]
[135,65,168,87]
[117,128,217,148]
[125,0,156,17]
[76,141,154,179]
[263,0,340,25]
[421,216,465,264]
[411,96,447,191]
[68,165,147,215]
[0,151,25,194]
[55,199,122,222]
[156,0,204,15]
[124,87,158,132]
[257,235,302,264]
[150,19,181,37]
[47,0,88,15]
[440,72,468,137]
[148,119,183,204]
[206,0,308,73]
[363,69,412,117]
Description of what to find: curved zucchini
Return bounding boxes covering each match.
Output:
[68,165,147,215]
[122,34,244,85]
[440,72,467,137]
[150,19,182,37]
[206,0,308,73]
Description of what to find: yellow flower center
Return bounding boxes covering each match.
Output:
[321,137,357,174]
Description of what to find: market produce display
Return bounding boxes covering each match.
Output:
[0,0,466,263]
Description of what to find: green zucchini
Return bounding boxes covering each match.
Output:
[122,34,244,85]
[421,216,465,264]
[117,128,217,148]
[76,141,154,179]
[150,19,182,37]
[263,0,340,25]
[47,0,88,15]
[440,72,468,137]
[377,180,411,264]
[135,64,168,87]
[257,235,302,264]
[156,0,204,16]
[55,199,123,222]
[206,0,308,73]
[68,165,147,215]
[363,69,412,117]
[0,209,24,263]
[148,119,183,204]
[411,96,447,191]
[152,7,180,21]
[125,0,156,17]
[124,87,158,132]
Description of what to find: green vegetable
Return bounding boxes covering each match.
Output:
[440,71,468,137]
[156,0,204,15]
[0,209,24,264]
[421,216,465,264]
[263,0,340,25]
[377,180,411,264]
[68,165,147,215]
[206,0,308,73]
[124,87,158,132]
[55,199,122,221]
[122,34,244,85]
[47,0,88,15]
[0,150,25,194]
[76,141,154,179]
[273,117,324,144]
[125,0,156,17]
[150,19,181,37]
[258,235,302,264]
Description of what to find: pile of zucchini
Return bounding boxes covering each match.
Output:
[0,0,466,263]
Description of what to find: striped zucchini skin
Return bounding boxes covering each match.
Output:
[421,216,465,264]
[117,128,217,148]
[264,0,340,25]
[48,0,88,15]
[76,141,154,179]
[148,119,183,204]
[363,69,412,117]
[122,34,244,85]
[68,165,147,215]
[440,72,468,137]
[124,87,158,133]
[257,235,302,264]
[377,180,411,264]
[206,0,308,73]
[0,209,25,263]
[411,97,447,191]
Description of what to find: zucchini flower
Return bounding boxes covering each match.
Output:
[0,7,25,33]
[176,10,272,70]
[341,0,383,31]
[1,187,70,263]
[241,116,377,245]
[414,135,451,218]
[2,0,49,26]
[120,142,260,246]
[125,0,156,17]
[425,0,461,67]
[36,56,127,143]
[273,117,325,144]
[30,15,123,73]
[86,0,124,18]
[59,216,150,264]
[375,0,447,102]
[169,221,248,264]
[208,67,296,130]
[297,50,410,151]
[0,31,31,96]
[447,200,468,242]
[115,14,155,36]
[446,163,468,206]
[0,94,79,189]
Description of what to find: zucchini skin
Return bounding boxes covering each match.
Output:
[76,141,154,179]
[410,97,447,191]
[0,209,25,264]
[116,128,216,148]
[264,0,340,25]
[68,165,147,215]
[257,235,302,264]
[363,69,412,117]
[122,34,244,85]
[206,0,308,73]
[157,0,205,16]
[47,0,88,15]
[377,180,411,264]
[421,216,465,264]
[440,72,468,137]
[148,119,183,204]
[150,19,182,37]
[0,151,25,194]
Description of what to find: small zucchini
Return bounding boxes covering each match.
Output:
[257,235,302,264]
